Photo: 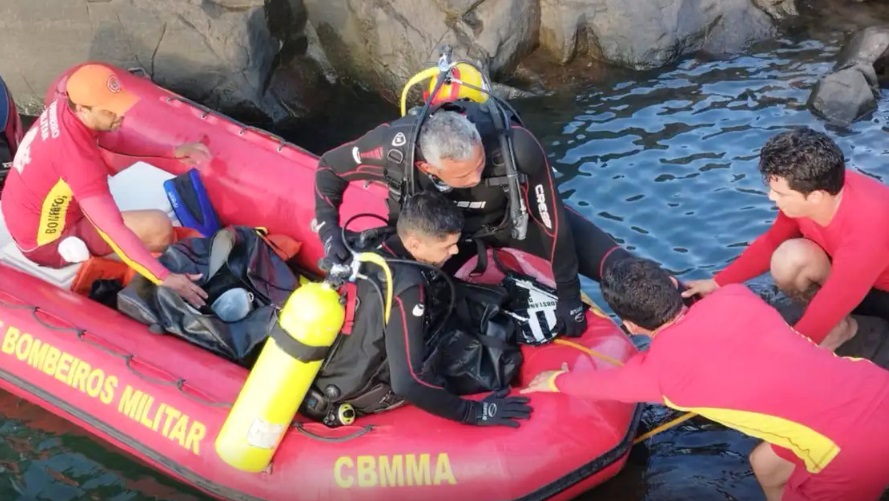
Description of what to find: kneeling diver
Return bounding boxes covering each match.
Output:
[304,190,532,428]
[314,49,634,339]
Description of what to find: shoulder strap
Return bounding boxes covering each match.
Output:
[467,238,514,277]
[381,118,419,214]
[339,282,359,335]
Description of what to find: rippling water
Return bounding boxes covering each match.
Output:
[2,18,888,501]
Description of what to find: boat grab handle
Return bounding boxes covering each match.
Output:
[292,422,374,442]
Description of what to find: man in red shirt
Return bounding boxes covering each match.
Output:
[524,257,889,501]
[682,127,889,351]
[0,64,210,307]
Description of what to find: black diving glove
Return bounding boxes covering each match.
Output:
[554,294,587,338]
[469,388,532,428]
[319,226,351,268]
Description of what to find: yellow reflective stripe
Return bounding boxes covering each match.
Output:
[92,226,163,285]
[663,396,840,473]
[36,179,74,246]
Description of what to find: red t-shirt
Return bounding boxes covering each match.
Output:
[713,171,889,342]
[553,284,889,474]
[0,98,169,283]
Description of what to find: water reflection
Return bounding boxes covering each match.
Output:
[0,396,208,500]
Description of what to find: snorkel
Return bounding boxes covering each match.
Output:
[400,45,530,241]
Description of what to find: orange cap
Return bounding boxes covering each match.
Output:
[65,64,139,116]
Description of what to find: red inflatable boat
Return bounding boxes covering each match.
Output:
[0,62,641,501]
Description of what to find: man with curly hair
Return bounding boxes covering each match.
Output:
[682,127,889,351]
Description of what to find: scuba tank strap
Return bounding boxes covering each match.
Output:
[467,238,512,277]
[468,238,489,277]
[490,247,511,275]
[383,147,405,190]
[383,134,411,216]
[340,282,359,335]
[384,149,406,196]
[269,322,331,362]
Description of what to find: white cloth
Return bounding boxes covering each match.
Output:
[57,237,90,264]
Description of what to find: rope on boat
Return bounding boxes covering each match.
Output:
[0,297,233,408]
[552,338,697,445]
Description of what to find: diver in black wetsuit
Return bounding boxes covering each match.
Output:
[308,191,532,427]
[313,65,632,338]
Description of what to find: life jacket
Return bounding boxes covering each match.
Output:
[380,99,528,240]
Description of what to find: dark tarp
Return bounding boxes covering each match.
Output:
[117,225,300,366]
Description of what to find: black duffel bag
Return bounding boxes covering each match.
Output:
[117,225,300,366]
[421,279,523,396]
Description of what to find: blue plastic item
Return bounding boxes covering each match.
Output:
[164,168,221,237]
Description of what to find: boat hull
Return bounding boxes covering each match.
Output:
[0,62,642,501]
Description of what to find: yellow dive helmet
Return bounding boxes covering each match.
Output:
[424,62,489,105]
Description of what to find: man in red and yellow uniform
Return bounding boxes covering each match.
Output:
[0,64,209,306]
[524,257,889,501]
[682,127,889,351]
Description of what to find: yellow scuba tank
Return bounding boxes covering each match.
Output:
[214,281,345,473]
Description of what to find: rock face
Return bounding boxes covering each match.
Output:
[808,26,889,127]
[0,0,329,122]
[2,0,797,121]
[753,0,799,20]
[306,0,797,98]
[539,0,789,69]
[302,0,542,101]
